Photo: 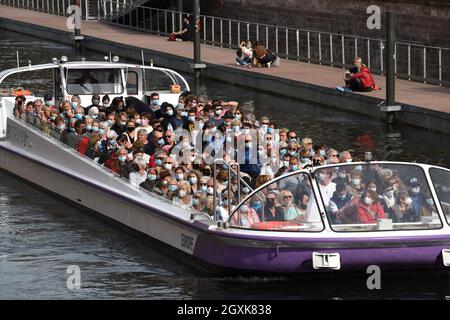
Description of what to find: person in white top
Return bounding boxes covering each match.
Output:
[317,169,337,207]
[129,157,148,187]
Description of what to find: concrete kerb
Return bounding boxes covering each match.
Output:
[1,17,450,135]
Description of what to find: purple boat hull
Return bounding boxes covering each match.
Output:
[193,233,450,273]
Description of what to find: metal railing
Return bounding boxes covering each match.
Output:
[1,0,449,86]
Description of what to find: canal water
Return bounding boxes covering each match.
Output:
[1,29,450,299]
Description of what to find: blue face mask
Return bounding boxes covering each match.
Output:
[92,126,99,132]
[98,129,105,136]
[290,165,298,171]
[192,198,199,206]
[188,116,196,122]
[320,149,326,157]
[118,155,126,162]
[152,99,160,106]
[71,102,78,108]
[109,139,116,145]
[168,185,177,192]
[251,201,263,211]
[158,138,165,145]
[155,159,163,166]
[147,174,157,181]
[74,114,83,120]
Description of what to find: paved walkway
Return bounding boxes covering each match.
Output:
[1,5,450,114]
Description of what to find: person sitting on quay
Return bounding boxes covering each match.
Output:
[252,41,278,68]
[236,40,253,67]
[168,15,193,42]
[339,57,379,92]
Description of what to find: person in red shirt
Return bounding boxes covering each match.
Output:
[345,57,377,92]
[357,190,386,223]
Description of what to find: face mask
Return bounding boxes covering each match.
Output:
[240,205,248,213]
[109,139,116,145]
[338,172,346,179]
[92,126,99,132]
[92,99,100,105]
[235,114,241,120]
[189,177,198,185]
[364,197,373,206]
[290,151,297,157]
[188,116,196,122]
[176,173,184,181]
[426,198,434,206]
[245,142,252,148]
[155,159,163,166]
[179,190,187,197]
[318,173,326,181]
[368,187,377,192]
[352,178,361,186]
[180,111,188,117]
[251,201,262,211]
[207,187,214,195]
[412,186,420,194]
[126,127,134,133]
[233,126,240,132]
[158,138,165,145]
[338,193,347,200]
[152,99,160,106]
[261,124,268,132]
[118,155,127,162]
[166,109,174,116]
[200,185,207,193]
[86,125,92,131]
[107,120,114,126]
[290,165,298,172]
[119,121,127,126]
[355,165,363,171]
[163,163,172,171]
[385,190,395,198]
[300,157,309,164]
[147,174,157,181]
[58,124,65,130]
[75,114,83,120]
[168,185,177,192]
[404,197,413,206]
[346,159,353,163]
[45,101,53,106]
[242,187,250,194]
[70,127,75,132]
[215,110,222,116]
[282,160,290,168]
[193,198,199,206]
[135,119,141,125]
[320,150,326,157]
[71,102,78,108]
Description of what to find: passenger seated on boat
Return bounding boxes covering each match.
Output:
[162,130,176,154]
[110,111,128,136]
[135,113,153,137]
[277,157,302,194]
[129,157,148,187]
[278,190,303,221]
[393,191,421,223]
[380,183,396,220]
[63,119,87,149]
[119,120,136,149]
[192,192,207,213]
[13,95,26,120]
[419,192,438,217]
[406,177,425,214]
[83,116,94,136]
[187,170,201,194]
[139,167,158,192]
[329,183,354,223]
[50,116,66,141]
[231,202,260,228]
[172,181,193,210]
[71,95,83,109]
[84,134,101,160]
[317,169,336,207]
[264,191,284,221]
[294,191,310,220]
[24,101,36,126]
[347,170,365,199]
[216,192,235,221]
[357,190,386,224]
[339,150,353,163]
[152,172,171,197]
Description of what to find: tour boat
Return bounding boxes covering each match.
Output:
[1,57,450,274]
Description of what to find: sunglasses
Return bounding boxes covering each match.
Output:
[165,135,172,138]
[261,122,270,125]
[283,195,293,199]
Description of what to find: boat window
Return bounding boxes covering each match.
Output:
[314,163,443,232]
[65,68,123,95]
[143,69,175,92]
[126,71,138,95]
[228,172,324,232]
[0,69,54,97]
[429,168,450,225]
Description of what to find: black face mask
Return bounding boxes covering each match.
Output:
[126,127,134,133]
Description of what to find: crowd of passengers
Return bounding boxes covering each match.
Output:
[12,92,446,228]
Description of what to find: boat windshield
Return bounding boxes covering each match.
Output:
[65,68,124,95]
[314,163,443,232]
[429,167,450,226]
[228,172,324,232]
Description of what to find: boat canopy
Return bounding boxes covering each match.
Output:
[227,162,450,233]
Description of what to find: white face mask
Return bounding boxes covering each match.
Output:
[426,198,434,206]
[404,197,413,206]
[207,186,214,195]
[338,172,346,179]
[352,178,361,186]
[412,186,420,194]
[368,187,377,192]
[176,173,184,181]
[163,163,172,170]
[318,173,326,181]
[179,190,187,197]
[364,197,373,206]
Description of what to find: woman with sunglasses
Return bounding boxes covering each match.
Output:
[278,190,303,221]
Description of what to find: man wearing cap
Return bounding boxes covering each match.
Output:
[85,94,101,115]
[407,177,425,214]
